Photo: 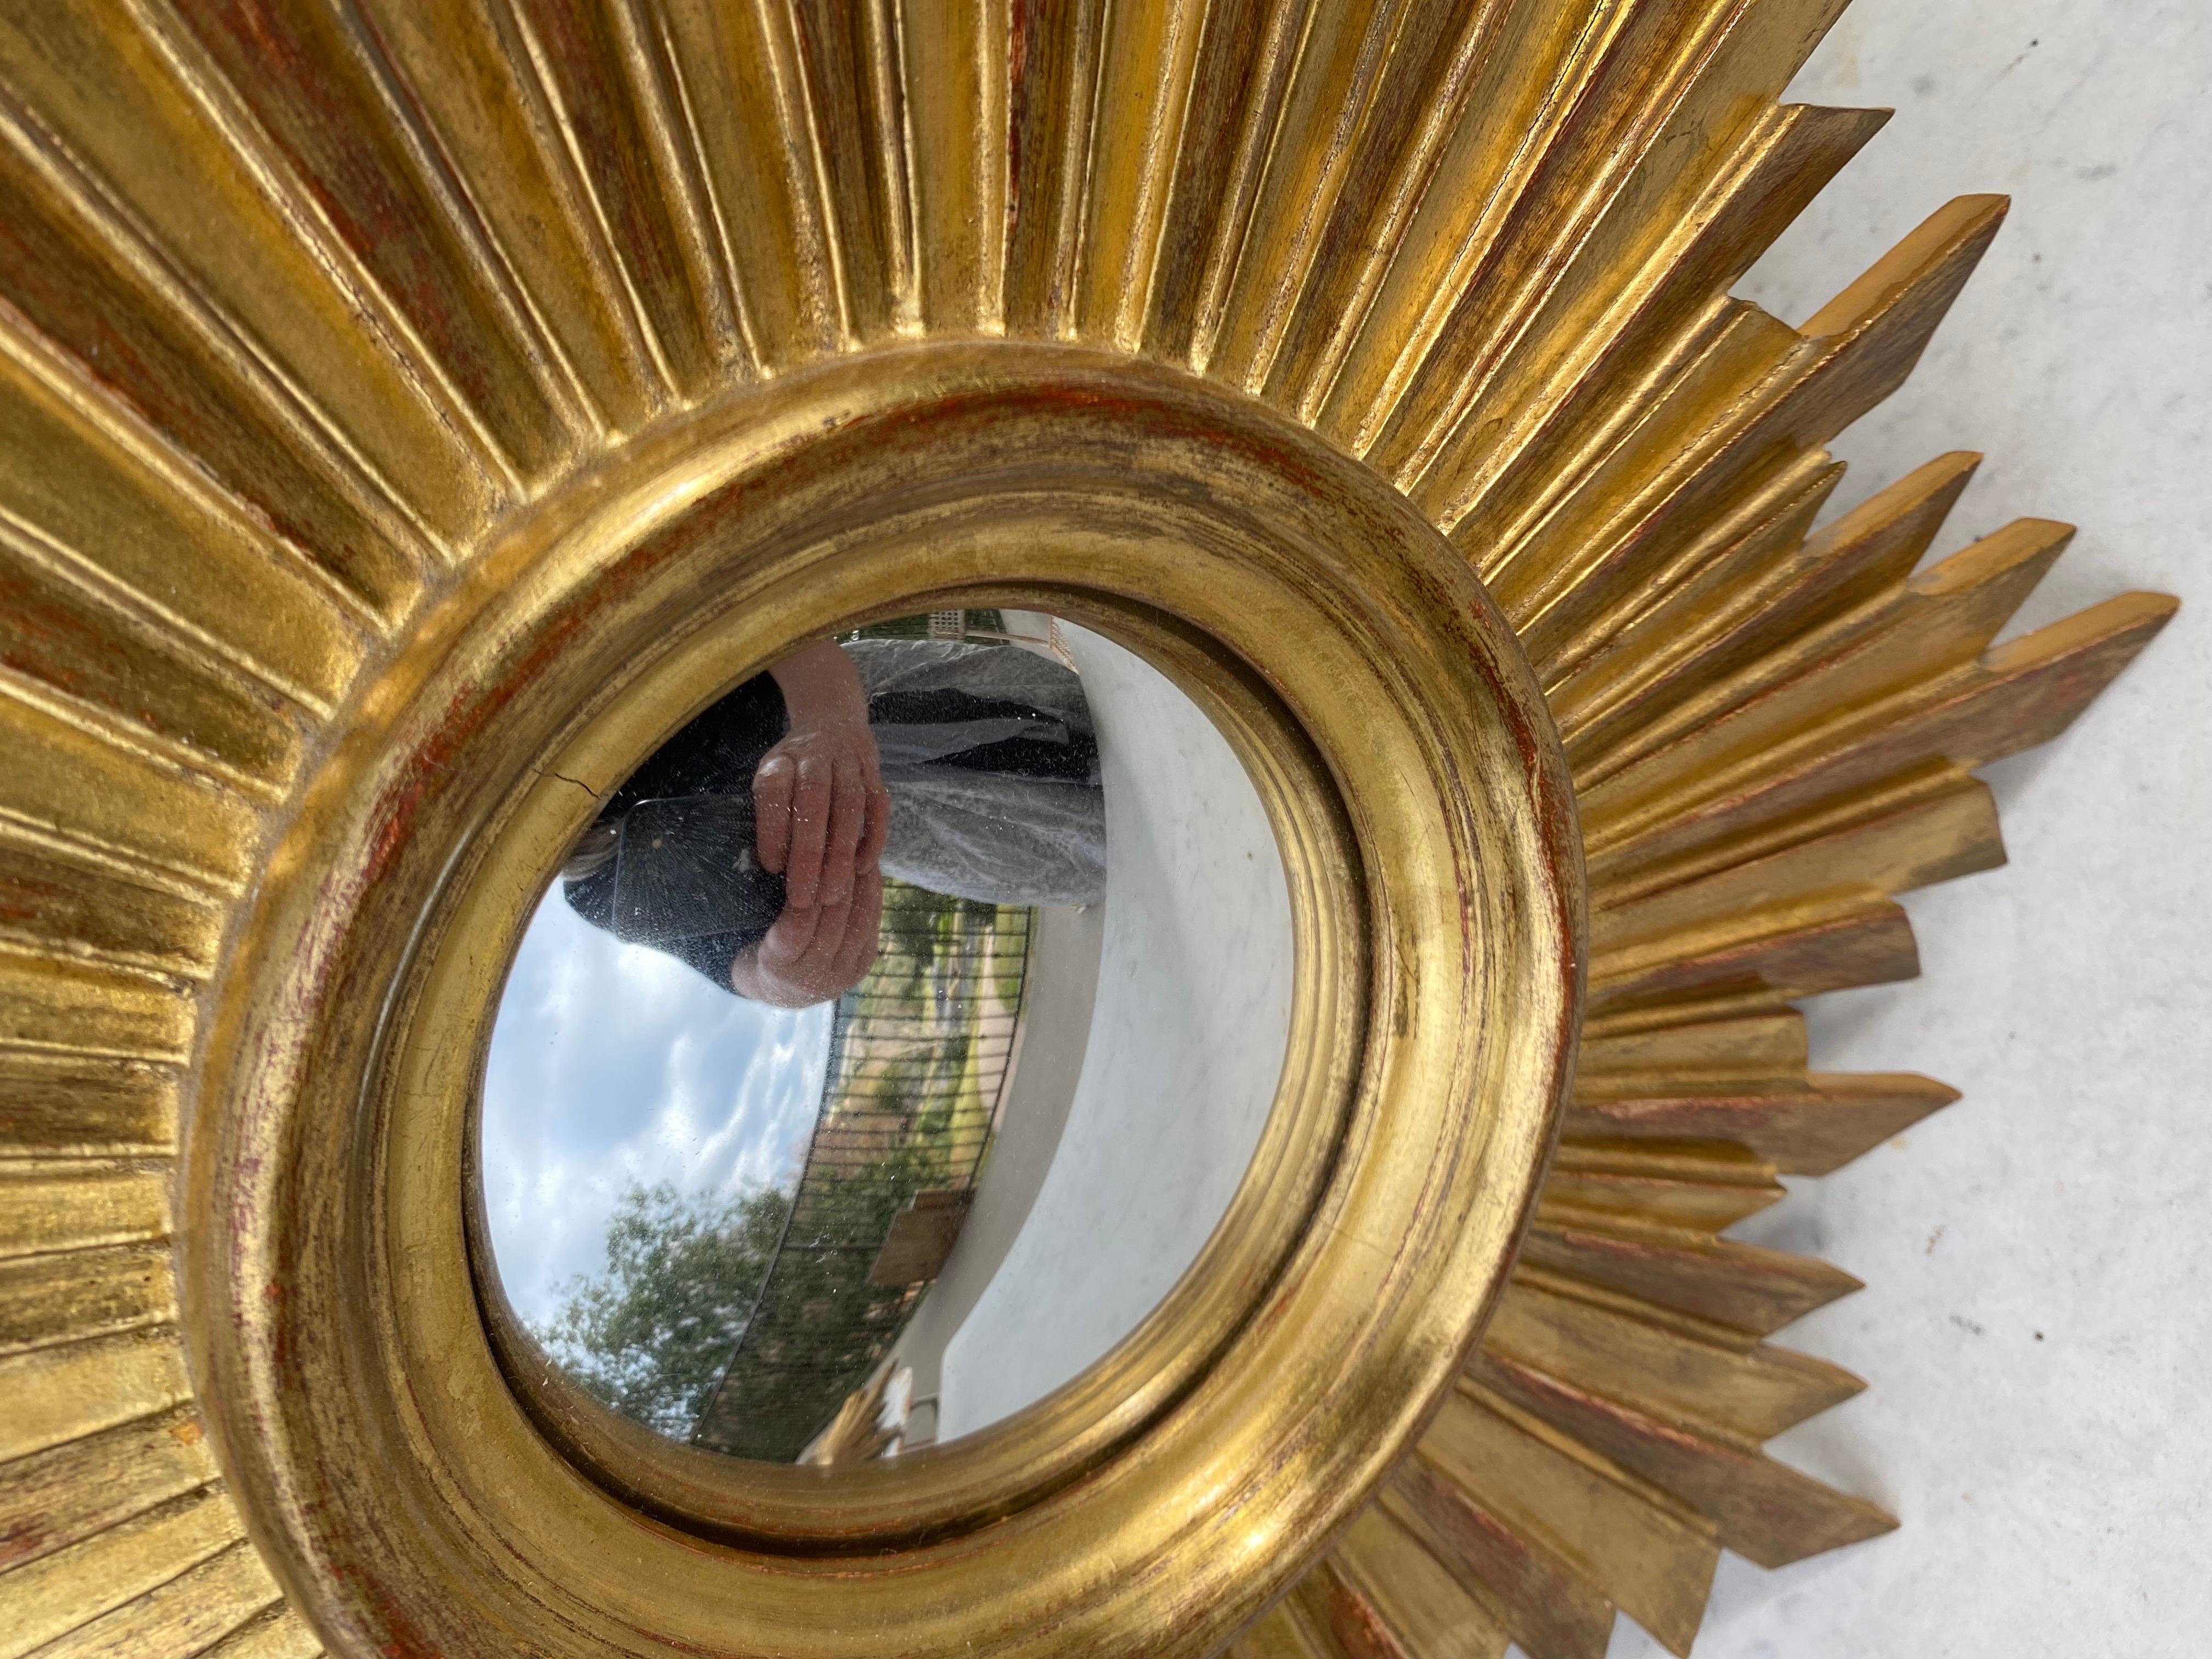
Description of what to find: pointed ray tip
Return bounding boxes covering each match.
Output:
[2080,588,2186,669]
[1771,1487,1900,1566]
[1779,100,1894,149]
[1923,1075,1965,1107]
[1784,100,1897,154]
[1914,515,2075,597]
[1855,448,1984,508]
[1991,588,2180,675]
[2134,590,2183,625]
[1801,193,2010,340]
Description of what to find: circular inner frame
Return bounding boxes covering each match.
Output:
[183,343,1584,1659]
[459,575,1369,1546]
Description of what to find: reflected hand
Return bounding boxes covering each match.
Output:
[752,718,891,911]
[729,865,884,1008]
[742,713,890,1007]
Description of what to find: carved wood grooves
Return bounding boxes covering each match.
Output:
[0,1,2170,1655]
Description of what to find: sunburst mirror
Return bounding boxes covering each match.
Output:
[0,2,2172,1657]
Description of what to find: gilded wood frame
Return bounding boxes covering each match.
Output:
[189,348,1581,1658]
[0,2,2172,1656]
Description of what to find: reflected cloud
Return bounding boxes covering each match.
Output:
[482,891,832,1324]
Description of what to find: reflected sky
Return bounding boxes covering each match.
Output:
[482,889,833,1326]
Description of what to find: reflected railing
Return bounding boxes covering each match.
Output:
[689,881,1034,1459]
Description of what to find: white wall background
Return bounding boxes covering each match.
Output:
[937,626,1293,1438]
[1608,3,2210,1654]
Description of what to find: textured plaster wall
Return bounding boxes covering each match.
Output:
[1607,3,2210,1654]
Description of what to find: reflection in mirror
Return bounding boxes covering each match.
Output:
[482,610,1292,1464]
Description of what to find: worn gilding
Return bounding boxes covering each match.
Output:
[0,1,2172,1657]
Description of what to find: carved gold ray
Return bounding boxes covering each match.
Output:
[0,2,2172,1657]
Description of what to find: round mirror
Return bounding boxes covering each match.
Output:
[481,608,1293,1464]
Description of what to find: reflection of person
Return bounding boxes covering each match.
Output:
[732,639,893,1009]
[561,636,1105,1008]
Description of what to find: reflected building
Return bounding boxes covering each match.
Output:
[689,882,1034,1461]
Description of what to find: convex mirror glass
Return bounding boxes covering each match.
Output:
[482,609,1293,1463]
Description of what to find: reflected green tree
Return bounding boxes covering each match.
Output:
[533,1181,791,1438]
[540,888,1029,1458]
